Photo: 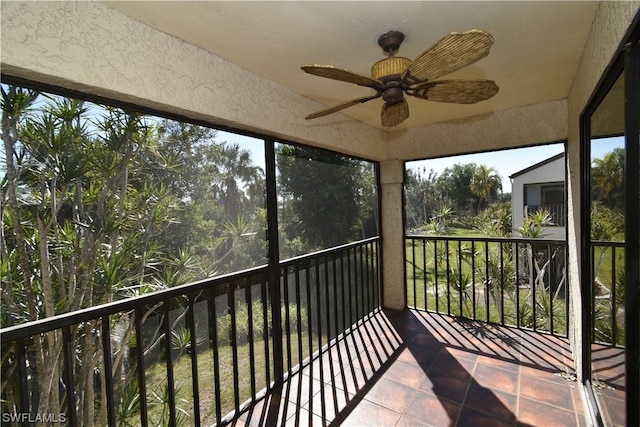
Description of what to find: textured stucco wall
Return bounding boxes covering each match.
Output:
[387,100,568,161]
[565,0,640,393]
[0,0,387,161]
[379,160,405,311]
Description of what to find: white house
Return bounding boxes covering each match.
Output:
[510,153,566,240]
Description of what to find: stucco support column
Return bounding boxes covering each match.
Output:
[380,160,406,311]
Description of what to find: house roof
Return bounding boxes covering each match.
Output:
[509,152,565,179]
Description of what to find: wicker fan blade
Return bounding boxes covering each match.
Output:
[306,94,381,120]
[401,30,494,85]
[381,99,409,127]
[409,79,499,104]
[301,65,384,90]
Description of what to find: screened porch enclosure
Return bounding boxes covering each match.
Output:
[2,1,640,426]
[0,83,585,426]
[0,86,382,425]
[2,233,585,427]
[0,239,381,426]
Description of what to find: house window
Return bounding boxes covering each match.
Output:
[524,182,565,226]
[541,183,565,205]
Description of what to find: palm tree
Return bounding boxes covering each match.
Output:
[212,143,264,220]
[470,165,502,213]
[1,87,181,423]
[591,148,624,210]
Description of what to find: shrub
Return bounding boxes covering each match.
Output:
[216,300,307,346]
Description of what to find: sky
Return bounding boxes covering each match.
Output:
[222,130,625,195]
[407,136,624,194]
[217,130,267,172]
[3,88,624,196]
[407,143,565,194]
[2,116,623,197]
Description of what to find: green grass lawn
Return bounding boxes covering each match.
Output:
[405,236,568,335]
[118,231,614,426]
[135,329,324,426]
[445,227,485,237]
[591,242,625,345]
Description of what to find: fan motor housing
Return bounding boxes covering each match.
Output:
[372,57,411,104]
[382,87,404,104]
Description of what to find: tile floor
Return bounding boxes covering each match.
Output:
[235,309,586,426]
[591,343,626,427]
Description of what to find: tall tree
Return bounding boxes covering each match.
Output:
[1,89,183,422]
[358,163,379,238]
[470,164,502,213]
[153,122,266,273]
[277,144,366,251]
[212,143,264,220]
[592,148,624,211]
[435,163,480,217]
[154,120,219,199]
[404,167,438,230]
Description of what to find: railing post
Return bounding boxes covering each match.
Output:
[422,238,427,311]
[434,239,439,313]
[15,339,30,426]
[100,317,117,427]
[228,286,240,412]
[515,242,521,329]
[500,241,505,325]
[564,245,569,337]
[411,238,417,308]
[161,303,177,425]
[611,247,617,343]
[206,292,222,424]
[186,296,201,427]
[133,307,149,427]
[472,241,477,319]
[62,327,77,426]
[265,139,283,383]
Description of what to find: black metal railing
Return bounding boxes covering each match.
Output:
[527,204,566,226]
[590,240,625,346]
[0,237,380,426]
[406,235,568,337]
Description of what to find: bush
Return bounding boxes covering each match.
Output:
[216,300,307,346]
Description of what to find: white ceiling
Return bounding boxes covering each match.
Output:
[102,1,599,131]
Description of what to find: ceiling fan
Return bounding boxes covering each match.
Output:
[301,29,499,127]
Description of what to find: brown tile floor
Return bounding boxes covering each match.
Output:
[235,309,586,426]
[591,343,626,427]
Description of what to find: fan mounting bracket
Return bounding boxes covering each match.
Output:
[378,31,405,55]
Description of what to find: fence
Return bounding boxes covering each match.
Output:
[0,238,380,426]
[527,204,566,226]
[406,235,569,336]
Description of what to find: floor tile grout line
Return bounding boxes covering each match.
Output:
[570,382,586,427]
[391,379,421,426]
[245,310,585,427]
[515,359,522,423]
[453,359,477,427]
